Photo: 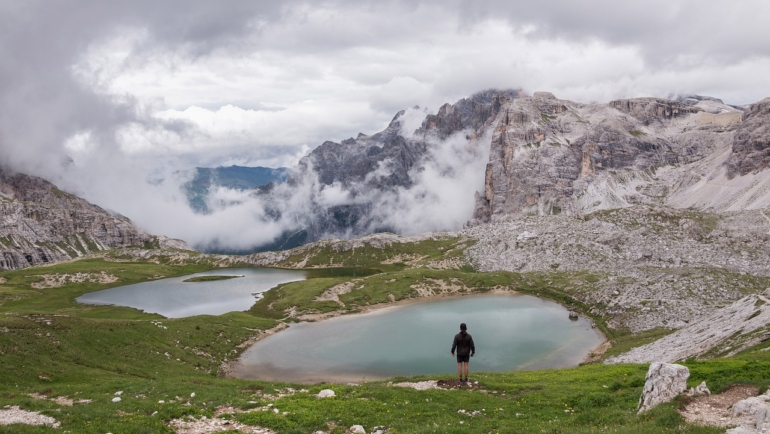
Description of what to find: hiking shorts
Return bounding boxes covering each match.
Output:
[456,354,470,363]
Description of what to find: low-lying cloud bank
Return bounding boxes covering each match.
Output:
[177,105,492,252]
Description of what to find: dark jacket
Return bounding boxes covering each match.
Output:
[451,331,475,356]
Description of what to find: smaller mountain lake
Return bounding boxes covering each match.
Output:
[233,294,603,383]
[76,268,307,318]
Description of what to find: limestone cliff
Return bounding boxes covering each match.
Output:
[471,92,750,222]
[725,97,770,178]
[0,169,187,270]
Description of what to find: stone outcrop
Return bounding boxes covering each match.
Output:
[687,381,711,397]
[0,168,191,270]
[609,98,701,125]
[471,92,743,223]
[725,98,770,178]
[637,362,690,413]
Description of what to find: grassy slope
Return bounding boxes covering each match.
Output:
[0,240,769,433]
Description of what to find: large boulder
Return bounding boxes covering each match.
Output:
[731,390,770,432]
[637,362,690,413]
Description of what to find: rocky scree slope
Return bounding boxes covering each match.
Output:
[461,205,770,333]
[0,169,190,270]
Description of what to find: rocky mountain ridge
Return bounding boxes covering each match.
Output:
[471,91,755,223]
[0,168,191,270]
[246,89,770,252]
[251,89,519,245]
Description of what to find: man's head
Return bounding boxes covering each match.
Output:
[460,323,467,331]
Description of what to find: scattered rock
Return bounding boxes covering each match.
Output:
[349,425,366,434]
[112,397,121,403]
[568,310,579,320]
[687,381,711,396]
[457,409,483,417]
[0,406,60,428]
[435,379,482,390]
[168,416,275,433]
[680,384,759,428]
[637,362,689,413]
[317,389,336,398]
[389,381,439,391]
[732,391,770,418]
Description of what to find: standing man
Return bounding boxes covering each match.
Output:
[450,322,475,383]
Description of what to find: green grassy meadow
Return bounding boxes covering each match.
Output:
[0,242,768,433]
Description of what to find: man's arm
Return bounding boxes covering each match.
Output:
[469,336,475,356]
[451,335,458,355]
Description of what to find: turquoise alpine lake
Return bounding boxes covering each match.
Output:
[233,294,604,383]
[76,268,306,318]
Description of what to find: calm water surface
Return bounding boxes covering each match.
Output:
[76,268,306,318]
[234,294,603,383]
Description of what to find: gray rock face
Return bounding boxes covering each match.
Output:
[637,362,689,414]
[471,93,738,223]
[609,98,701,125]
[725,98,770,178]
[0,169,168,270]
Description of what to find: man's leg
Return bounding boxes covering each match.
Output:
[463,362,469,380]
[457,362,462,380]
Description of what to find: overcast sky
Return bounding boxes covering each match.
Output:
[2,0,770,243]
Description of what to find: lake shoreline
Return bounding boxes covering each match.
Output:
[223,288,608,383]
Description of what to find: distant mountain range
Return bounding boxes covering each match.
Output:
[181,165,289,213]
[4,90,770,261]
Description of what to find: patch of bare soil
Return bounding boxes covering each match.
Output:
[388,379,483,391]
[424,257,464,270]
[314,280,361,306]
[167,416,274,433]
[31,271,118,288]
[27,392,91,406]
[679,384,760,427]
[380,253,427,265]
[410,278,469,297]
[436,379,483,390]
[390,380,441,390]
[583,341,612,364]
